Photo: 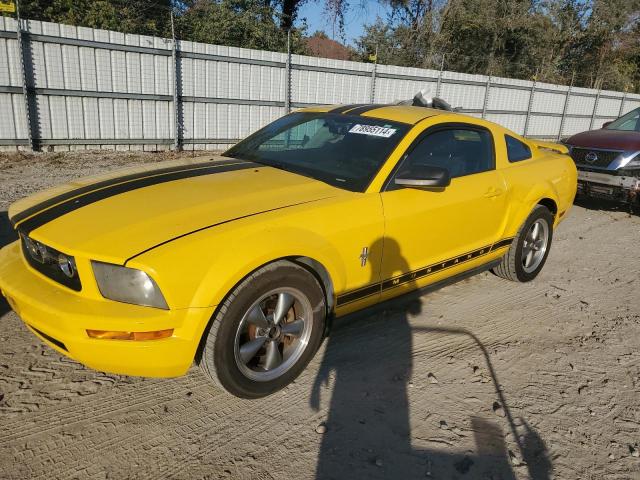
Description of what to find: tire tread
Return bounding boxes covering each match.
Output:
[199,260,324,397]
[493,205,553,282]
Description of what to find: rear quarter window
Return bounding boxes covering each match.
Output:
[505,135,532,162]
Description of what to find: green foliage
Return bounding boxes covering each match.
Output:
[174,0,307,53]
[6,0,308,53]
[357,0,640,92]
[15,0,173,36]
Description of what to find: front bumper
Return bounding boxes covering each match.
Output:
[577,170,640,204]
[0,241,214,377]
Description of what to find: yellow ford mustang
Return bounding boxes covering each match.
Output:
[0,105,576,398]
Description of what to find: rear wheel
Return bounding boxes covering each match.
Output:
[493,205,554,282]
[200,260,326,398]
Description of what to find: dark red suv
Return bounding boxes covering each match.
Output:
[565,107,640,206]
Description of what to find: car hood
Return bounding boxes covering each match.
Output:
[9,157,344,262]
[566,129,640,151]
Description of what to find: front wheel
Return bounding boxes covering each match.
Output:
[493,205,554,282]
[200,260,326,398]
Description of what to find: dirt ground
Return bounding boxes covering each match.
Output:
[0,151,638,480]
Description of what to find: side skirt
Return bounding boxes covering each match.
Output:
[333,258,502,322]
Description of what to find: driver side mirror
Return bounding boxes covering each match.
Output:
[394,165,451,189]
[602,121,612,128]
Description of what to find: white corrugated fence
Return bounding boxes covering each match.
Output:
[1,16,639,151]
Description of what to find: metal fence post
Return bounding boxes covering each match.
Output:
[435,53,444,97]
[170,10,181,151]
[284,30,291,113]
[523,73,537,137]
[618,92,627,118]
[557,72,574,141]
[589,85,601,130]
[15,0,34,150]
[481,75,491,119]
[369,44,378,103]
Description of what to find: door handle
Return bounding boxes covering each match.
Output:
[484,187,504,198]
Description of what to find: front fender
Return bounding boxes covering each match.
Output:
[127,221,347,312]
[195,225,346,309]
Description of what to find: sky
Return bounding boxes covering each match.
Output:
[296,1,392,46]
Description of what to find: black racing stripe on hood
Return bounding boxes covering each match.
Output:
[16,161,260,235]
[10,158,245,227]
[124,197,333,264]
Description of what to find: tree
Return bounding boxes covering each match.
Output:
[175,0,307,53]
[566,0,640,90]
[15,0,172,36]
[356,0,640,92]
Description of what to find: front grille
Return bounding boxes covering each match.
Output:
[20,235,82,291]
[570,148,622,168]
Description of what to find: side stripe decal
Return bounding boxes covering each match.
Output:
[336,238,514,307]
[15,160,259,234]
[10,158,246,227]
[334,283,381,307]
[491,238,514,250]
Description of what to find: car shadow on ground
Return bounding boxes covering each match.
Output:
[310,239,551,479]
[0,211,18,249]
[0,211,18,316]
[574,196,638,216]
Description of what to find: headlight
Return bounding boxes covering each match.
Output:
[57,253,77,278]
[21,235,81,291]
[92,261,169,309]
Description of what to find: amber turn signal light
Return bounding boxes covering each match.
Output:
[86,329,173,340]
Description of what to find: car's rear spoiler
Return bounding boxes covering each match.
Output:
[530,140,569,155]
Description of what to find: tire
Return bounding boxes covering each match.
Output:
[200,260,326,398]
[493,205,554,282]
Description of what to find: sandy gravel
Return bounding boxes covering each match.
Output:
[0,152,638,480]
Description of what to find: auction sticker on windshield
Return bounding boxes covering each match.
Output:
[349,124,397,138]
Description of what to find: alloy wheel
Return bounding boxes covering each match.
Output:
[233,288,313,382]
[521,218,549,273]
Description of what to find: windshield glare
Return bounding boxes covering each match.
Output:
[223,112,410,192]
[605,107,640,132]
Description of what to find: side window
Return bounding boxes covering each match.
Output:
[505,135,532,162]
[398,128,494,179]
[617,112,638,131]
[606,109,639,131]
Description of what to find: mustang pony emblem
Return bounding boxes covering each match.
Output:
[360,247,369,267]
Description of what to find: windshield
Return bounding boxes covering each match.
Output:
[223,112,410,192]
[605,107,640,132]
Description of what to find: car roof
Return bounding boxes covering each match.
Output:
[298,104,453,125]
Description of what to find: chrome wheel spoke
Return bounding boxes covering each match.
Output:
[524,249,534,267]
[521,219,549,273]
[281,319,304,338]
[273,292,295,325]
[246,305,269,329]
[264,341,283,370]
[531,222,540,241]
[239,336,267,364]
[234,287,313,382]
